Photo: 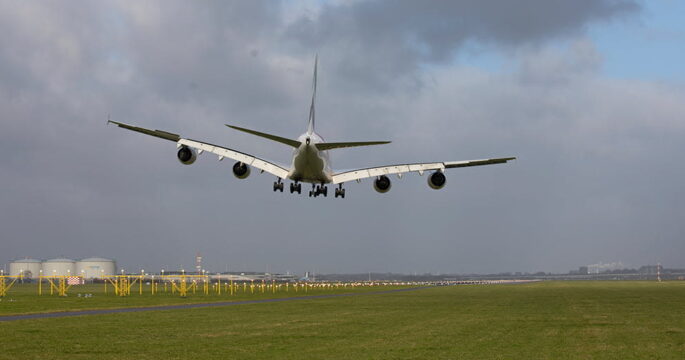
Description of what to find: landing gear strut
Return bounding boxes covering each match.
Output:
[290,182,302,194]
[273,178,284,192]
[334,184,346,198]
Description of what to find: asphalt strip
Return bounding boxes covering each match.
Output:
[0,286,432,322]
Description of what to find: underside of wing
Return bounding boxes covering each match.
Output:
[332,157,515,184]
[178,139,289,179]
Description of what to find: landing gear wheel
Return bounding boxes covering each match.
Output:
[322,186,328,197]
[296,183,302,194]
[290,183,295,193]
[274,179,284,192]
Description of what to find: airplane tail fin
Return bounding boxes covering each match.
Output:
[307,54,318,134]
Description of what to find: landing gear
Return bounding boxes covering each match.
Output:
[273,178,284,192]
[290,182,302,194]
[308,184,328,197]
[334,184,346,198]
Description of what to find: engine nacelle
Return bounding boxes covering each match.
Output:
[373,175,392,193]
[232,162,251,179]
[177,146,197,165]
[428,171,446,190]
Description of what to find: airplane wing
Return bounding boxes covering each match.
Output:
[109,120,290,179]
[331,157,515,184]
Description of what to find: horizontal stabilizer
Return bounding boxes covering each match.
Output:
[226,125,301,148]
[316,141,391,151]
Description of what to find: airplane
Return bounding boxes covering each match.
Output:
[108,56,515,199]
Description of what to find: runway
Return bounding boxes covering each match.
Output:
[0,286,430,322]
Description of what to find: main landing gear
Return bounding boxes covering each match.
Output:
[273,178,284,192]
[289,182,302,194]
[309,184,328,197]
[334,184,346,198]
[275,180,344,198]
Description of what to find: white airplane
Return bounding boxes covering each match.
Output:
[109,57,515,198]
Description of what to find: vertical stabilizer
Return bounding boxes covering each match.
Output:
[307,54,318,134]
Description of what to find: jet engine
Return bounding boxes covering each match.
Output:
[373,175,392,193]
[428,171,446,190]
[232,162,250,179]
[177,146,197,165]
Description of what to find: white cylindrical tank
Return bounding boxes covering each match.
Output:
[9,258,42,279]
[42,258,76,277]
[76,257,116,278]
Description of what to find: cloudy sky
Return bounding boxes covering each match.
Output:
[1,0,683,275]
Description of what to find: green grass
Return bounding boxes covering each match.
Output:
[1,281,684,359]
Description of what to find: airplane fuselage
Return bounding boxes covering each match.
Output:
[288,132,332,184]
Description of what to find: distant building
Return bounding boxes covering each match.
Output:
[639,265,660,275]
[578,266,588,275]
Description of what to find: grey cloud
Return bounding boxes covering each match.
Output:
[285,0,639,91]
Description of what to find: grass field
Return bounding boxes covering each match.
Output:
[0,282,394,315]
[1,281,684,359]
